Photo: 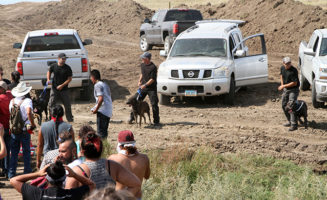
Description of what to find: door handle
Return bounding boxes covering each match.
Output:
[258,58,266,62]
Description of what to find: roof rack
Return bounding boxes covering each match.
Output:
[195,19,246,25]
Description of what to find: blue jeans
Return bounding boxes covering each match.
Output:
[97,112,110,138]
[8,132,32,178]
[1,129,11,175]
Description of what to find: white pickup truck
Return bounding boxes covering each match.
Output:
[158,20,268,105]
[13,29,92,99]
[299,29,327,108]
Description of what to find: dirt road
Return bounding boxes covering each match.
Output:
[1,1,327,199]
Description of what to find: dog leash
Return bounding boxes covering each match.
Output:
[136,88,143,101]
[39,82,48,99]
[295,101,304,112]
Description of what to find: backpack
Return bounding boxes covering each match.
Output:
[10,99,26,135]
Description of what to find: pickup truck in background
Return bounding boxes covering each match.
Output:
[157,20,268,105]
[13,29,93,100]
[140,9,203,53]
[299,29,327,108]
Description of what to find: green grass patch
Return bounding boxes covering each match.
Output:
[139,148,327,200]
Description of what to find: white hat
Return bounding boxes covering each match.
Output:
[11,82,32,97]
[283,57,291,64]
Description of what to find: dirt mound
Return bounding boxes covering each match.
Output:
[193,0,327,55]
[18,0,152,41]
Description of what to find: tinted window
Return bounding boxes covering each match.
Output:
[170,39,227,57]
[164,10,203,21]
[320,38,327,56]
[24,35,80,52]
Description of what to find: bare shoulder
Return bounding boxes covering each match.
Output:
[137,152,150,161]
[108,153,120,160]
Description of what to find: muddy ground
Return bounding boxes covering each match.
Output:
[1,0,327,199]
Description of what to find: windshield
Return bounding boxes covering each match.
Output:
[320,38,327,56]
[164,10,203,21]
[24,35,80,52]
[170,39,227,57]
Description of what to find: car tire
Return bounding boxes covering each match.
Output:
[223,76,235,105]
[300,70,310,91]
[164,37,171,54]
[140,35,152,52]
[159,93,170,105]
[312,78,324,108]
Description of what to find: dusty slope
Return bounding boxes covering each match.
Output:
[18,0,152,40]
[194,0,327,54]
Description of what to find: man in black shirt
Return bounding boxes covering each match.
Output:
[278,57,300,131]
[10,161,95,200]
[128,52,160,125]
[47,53,74,122]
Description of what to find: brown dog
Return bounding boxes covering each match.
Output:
[126,97,151,126]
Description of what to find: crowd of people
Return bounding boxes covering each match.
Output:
[0,51,157,199]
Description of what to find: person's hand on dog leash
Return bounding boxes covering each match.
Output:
[140,84,146,90]
[278,85,284,91]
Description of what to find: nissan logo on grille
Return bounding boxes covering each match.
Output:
[188,71,195,78]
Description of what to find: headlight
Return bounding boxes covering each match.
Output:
[214,67,228,78]
[158,65,170,77]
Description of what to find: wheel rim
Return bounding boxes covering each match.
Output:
[140,37,147,51]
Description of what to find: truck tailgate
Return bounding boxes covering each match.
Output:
[176,21,197,34]
[21,52,83,80]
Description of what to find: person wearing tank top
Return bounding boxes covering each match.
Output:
[36,105,74,169]
[65,131,142,197]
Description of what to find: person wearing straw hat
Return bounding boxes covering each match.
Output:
[8,82,37,178]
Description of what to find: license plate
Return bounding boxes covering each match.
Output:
[185,90,197,96]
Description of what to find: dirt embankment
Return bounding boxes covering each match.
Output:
[18,0,152,41]
[194,0,327,55]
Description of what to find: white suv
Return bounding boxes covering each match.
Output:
[158,20,268,105]
[13,29,92,99]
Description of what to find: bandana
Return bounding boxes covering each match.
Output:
[51,117,63,122]
[45,174,66,184]
[116,142,136,156]
[86,136,101,152]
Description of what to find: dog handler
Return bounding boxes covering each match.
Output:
[47,53,74,122]
[278,57,300,131]
[128,52,160,125]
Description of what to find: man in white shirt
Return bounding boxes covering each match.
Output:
[90,69,113,139]
[8,82,36,178]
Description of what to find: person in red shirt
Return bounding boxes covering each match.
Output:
[0,81,13,178]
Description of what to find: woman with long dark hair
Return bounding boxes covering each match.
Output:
[65,131,141,196]
[36,104,74,169]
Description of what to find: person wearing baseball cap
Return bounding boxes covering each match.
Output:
[47,53,74,122]
[128,52,160,126]
[278,57,300,131]
[0,81,12,178]
[109,130,150,200]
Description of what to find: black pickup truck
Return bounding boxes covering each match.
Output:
[140,9,203,53]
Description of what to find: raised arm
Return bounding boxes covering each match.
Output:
[110,160,141,196]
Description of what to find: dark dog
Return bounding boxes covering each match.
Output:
[286,100,308,128]
[126,97,151,127]
[33,80,50,125]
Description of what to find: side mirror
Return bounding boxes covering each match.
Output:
[13,43,22,49]
[304,48,315,56]
[160,50,167,57]
[83,39,93,46]
[144,18,151,24]
[235,49,246,57]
